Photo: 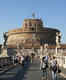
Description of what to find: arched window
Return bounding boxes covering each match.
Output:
[25,23,27,27]
[29,21,32,26]
[31,27,34,30]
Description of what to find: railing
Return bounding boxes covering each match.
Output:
[0,57,13,68]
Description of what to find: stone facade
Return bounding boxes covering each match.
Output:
[4,18,61,49]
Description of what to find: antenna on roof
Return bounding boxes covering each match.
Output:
[32,12,35,19]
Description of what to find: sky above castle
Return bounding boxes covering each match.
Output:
[0,0,66,44]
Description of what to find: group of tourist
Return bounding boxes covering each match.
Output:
[12,55,31,67]
[11,52,61,80]
[40,55,61,80]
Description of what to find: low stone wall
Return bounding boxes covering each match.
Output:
[56,56,66,68]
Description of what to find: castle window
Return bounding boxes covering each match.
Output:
[25,23,27,28]
[31,27,34,30]
[29,27,34,31]
[29,21,32,26]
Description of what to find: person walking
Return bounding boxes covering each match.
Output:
[40,56,49,80]
[50,56,58,80]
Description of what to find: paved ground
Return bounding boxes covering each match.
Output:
[0,64,22,80]
[0,57,66,80]
[14,58,42,80]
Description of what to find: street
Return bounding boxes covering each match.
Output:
[0,57,66,80]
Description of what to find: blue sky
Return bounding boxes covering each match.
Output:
[0,0,66,44]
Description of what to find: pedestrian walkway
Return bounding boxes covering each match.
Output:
[0,57,66,80]
[15,58,42,80]
[22,58,66,80]
[23,58,41,80]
